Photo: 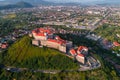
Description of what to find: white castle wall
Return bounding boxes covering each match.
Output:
[32,40,39,46]
[46,41,60,49]
[76,55,85,64]
[40,40,47,46]
[59,45,66,53]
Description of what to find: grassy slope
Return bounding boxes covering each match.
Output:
[3,36,79,70]
[1,35,120,80]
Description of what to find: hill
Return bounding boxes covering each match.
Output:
[0,0,86,6]
[0,1,33,10]
[0,0,53,6]
[2,36,79,70]
[0,34,120,80]
[15,1,33,8]
[1,0,120,6]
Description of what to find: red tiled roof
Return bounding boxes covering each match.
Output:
[32,28,53,37]
[113,42,120,47]
[1,43,8,49]
[32,27,67,44]
[36,33,45,36]
[77,54,84,57]
[70,49,76,55]
[47,39,65,44]
[77,46,88,52]
[39,28,52,34]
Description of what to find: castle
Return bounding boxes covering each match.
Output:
[31,27,72,53]
[30,27,90,65]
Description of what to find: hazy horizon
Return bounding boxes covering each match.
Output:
[0,0,120,5]
[45,0,104,3]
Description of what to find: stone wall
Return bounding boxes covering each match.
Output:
[32,40,40,46]
[76,55,85,64]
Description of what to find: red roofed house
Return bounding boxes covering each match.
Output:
[75,46,88,64]
[77,46,88,55]
[113,41,120,47]
[69,46,88,64]
[1,43,8,49]
[70,49,77,56]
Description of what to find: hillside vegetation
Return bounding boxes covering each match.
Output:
[0,35,120,80]
[94,24,120,53]
[2,36,79,70]
[94,24,120,42]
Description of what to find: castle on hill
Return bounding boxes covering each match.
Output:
[31,27,72,53]
[29,27,100,68]
[29,27,99,65]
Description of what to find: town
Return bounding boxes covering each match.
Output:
[0,3,120,80]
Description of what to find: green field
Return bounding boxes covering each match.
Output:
[2,36,79,70]
[94,24,120,42]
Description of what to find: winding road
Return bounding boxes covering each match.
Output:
[0,58,101,74]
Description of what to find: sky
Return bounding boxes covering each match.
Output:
[44,0,104,3]
[0,0,104,2]
[0,0,120,4]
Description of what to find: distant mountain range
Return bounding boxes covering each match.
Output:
[0,1,33,10]
[0,0,52,6]
[0,0,86,9]
[0,0,83,6]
